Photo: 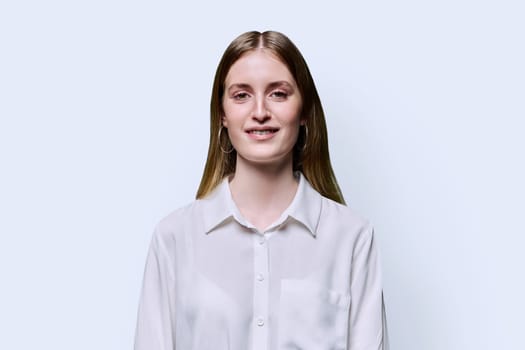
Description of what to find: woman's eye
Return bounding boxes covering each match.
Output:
[233,92,249,100]
[270,91,288,99]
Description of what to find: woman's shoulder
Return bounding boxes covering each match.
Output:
[151,199,204,240]
[319,195,373,237]
[321,194,369,221]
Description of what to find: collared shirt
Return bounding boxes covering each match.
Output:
[134,173,389,350]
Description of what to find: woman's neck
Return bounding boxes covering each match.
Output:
[228,155,299,232]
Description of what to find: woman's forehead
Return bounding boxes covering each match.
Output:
[225,50,295,87]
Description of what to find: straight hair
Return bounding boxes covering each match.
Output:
[196,31,345,204]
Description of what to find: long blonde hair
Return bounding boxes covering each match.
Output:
[196,31,345,204]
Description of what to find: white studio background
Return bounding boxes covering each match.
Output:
[0,1,523,349]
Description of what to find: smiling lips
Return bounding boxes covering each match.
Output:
[246,127,279,139]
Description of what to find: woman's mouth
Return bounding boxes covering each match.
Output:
[246,128,279,139]
[248,129,277,135]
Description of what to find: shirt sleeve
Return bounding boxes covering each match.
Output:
[134,229,176,350]
[348,224,389,350]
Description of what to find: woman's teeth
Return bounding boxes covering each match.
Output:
[250,130,274,135]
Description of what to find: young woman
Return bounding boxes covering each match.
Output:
[134,30,389,350]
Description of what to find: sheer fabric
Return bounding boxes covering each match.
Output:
[134,173,389,350]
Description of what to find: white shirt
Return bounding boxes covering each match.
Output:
[134,173,389,350]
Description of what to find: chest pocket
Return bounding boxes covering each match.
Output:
[277,280,351,350]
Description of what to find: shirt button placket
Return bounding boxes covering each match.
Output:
[252,232,269,350]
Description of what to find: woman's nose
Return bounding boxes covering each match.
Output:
[252,98,270,123]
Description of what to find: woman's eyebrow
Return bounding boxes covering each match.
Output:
[227,83,251,93]
[267,81,294,90]
[226,81,295,93]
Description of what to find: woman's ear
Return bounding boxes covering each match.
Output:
[221,115,228,128]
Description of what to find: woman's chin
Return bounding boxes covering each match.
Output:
[236,151,294,168]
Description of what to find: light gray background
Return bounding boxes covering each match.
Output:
[1,1,523,349]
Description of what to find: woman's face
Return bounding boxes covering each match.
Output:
[222,49,303,168]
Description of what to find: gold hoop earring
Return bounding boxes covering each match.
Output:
[218,126,234,154]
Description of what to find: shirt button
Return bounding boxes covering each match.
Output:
[256,273,264,281]
[257,318,265,326]
[258,236,265,245]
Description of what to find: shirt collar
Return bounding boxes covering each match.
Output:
[200,172,322,236]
